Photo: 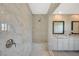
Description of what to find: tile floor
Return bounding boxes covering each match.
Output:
[30,43,49,56]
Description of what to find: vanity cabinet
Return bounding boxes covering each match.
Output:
[62,39,69,50]
[49,36,79,51]
[48,38,57,50]
[69,38,74,50]
[58,39,63,50]
[74,39,79,50]
[57,38,69,50]
[51,38,58,50]
[49,37,69,50]
[49,37,73,51]
[69,36,79,51]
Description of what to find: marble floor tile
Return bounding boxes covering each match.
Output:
[30,43,49,56]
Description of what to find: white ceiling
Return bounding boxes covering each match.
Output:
[28,3,79,14]
[28,3,51,14]
[53,3,79,14]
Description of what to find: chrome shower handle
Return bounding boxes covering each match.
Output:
[12,42,16,47]
[6,39,16,48]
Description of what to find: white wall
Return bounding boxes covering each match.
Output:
[32,14,48,43]
[0,4,32,56]
[48,14,79,51]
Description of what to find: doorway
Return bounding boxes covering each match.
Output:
[31,14,49,56]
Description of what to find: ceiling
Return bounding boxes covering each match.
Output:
[28,3,79,14]
[53,3,79,14]
[28,3,51,14]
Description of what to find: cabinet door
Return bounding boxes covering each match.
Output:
[52,39,58,50]
[58,39,63,50]
[69,38,74,50]
[74,39,79,50]
[63,39,69,50]
[48,38,53,50]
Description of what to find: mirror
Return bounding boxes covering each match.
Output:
[53,21,64,34]
[71,21,79,34]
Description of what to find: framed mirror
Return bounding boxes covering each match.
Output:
[53,21,64,34]
[71,21,79,34]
